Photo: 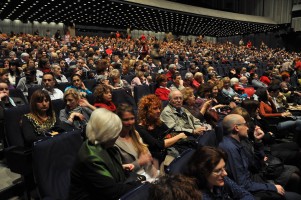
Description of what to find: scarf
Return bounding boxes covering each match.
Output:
[94,101,116,112]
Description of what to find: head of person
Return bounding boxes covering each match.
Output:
[222,77,231,89]
[184,72,194,82]
[255,87,268,102]
[241,99,259,119]
[149,174,202,200]
[42,72,56,91]
[116,104,136,133]
[0,68,9,84]
[0,81,10,101]
[194,72,204,84]
[86,108,122,148]
[64,88,81,110]
[30,89,53,117]
[230,77,239,86]
[156,74,168,87]
[185,146,228,190]
[137,94,162,126]
[39,58,50,69]
[9,60,18,73]
[110,69,121,84]
[240,76,248,85]
[51,64,62,77]
[197,83,213,98]
[222,114,249,138]
[172,72,181,86]
[71,74,83,88]
[181,87,195,106]
[268,84,280,98]
[169,64,177,73]
[94,84,113,104]
[116,104,148,154]
[169,90,183,109]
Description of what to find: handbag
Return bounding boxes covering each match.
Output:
[263,154,284,180]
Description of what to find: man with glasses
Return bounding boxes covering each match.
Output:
[219,114,301,200]
[160,90,209,136]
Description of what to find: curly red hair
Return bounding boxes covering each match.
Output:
[137,94,162,127]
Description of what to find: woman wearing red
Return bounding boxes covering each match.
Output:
[93,84,116,112]
[155,74,170,101]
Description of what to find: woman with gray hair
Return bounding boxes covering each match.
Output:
[69,108,142,200]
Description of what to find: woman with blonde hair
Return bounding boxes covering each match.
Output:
[115,103,159,181]
[59,88,95,130]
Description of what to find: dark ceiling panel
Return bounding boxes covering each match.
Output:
[0,0,281,37]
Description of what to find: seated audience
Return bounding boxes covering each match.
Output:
[185,146,255,200]
[136,94,187,163]
[59,89,94,130]
[21,90,60,147]
[65,74,92,96]
[69,108,142,200]
[51,64,68,83]
[93,84,116,112]
[115,104,159,181]
[16,65,40,98]
[42,72,64,100]
[219,114,301,200]
[154,74,170,101]
[131,71,149,87]
[169,72,184,91]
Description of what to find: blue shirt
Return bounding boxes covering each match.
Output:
[65,85,92,95]
[219,136,276,193]
[202,176,255,200]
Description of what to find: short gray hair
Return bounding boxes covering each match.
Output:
[185,72,193,79]
[222,114,241,135]
[169,64,176,70]
[86,108,122,146]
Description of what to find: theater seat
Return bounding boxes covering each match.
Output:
[119,183,151,200]
[165,148,195,175]
[32,130,83,200]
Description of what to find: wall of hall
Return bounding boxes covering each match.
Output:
[0,19,64,36]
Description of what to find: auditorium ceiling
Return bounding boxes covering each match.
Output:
[0,0,281,37]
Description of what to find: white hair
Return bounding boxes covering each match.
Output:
[230,77,239,86]
[86,108,122,146]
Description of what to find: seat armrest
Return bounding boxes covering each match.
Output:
[4,146,32,175]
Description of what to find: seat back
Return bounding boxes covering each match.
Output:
[4,104,30,147]
[119,183,150,200]
[28,85,43,102]
[112,88,137,110]
[165,148,195,174]
[51,99,66,120]
[57,82,71,92]
[197,129,217,147]
[83,79,97,91]
[32,130,83,200]
[9,88,28,105]
[133,85,150,104]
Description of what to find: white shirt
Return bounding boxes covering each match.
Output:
[43,88,64,100]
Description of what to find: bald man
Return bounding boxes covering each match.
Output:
[219,114,301,200]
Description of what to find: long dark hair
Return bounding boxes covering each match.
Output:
[255,87,268,102]
[185,146,227,190]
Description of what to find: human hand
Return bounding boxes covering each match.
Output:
[281,111,292,117]
[275,184,285,196]
[177,132,187,139]
[254,126,264,140]
[122,164,135,171]
[79,98,90,107]
[0,92,8,100]
[71,113,85,121]
[138,153,153,166]
[193,126,207,135]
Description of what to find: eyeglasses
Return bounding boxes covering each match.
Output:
[212,167,227,176]
[0,87,9,91]
[235,122,248,127]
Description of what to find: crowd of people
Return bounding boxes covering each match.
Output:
[1,30,301,199]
